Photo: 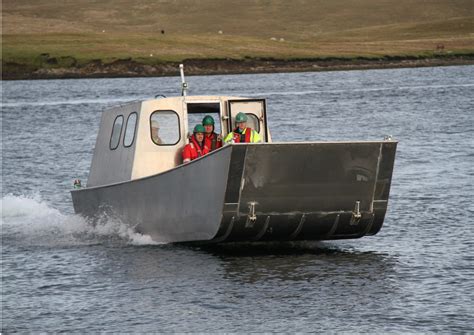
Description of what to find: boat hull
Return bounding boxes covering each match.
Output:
[71,142,397,243]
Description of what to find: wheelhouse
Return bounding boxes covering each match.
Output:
[86,96,270,187]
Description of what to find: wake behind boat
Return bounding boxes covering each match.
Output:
[71,66,397,243]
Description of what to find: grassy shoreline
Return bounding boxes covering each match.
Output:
[3,0,472,79]
[3,53,474,80]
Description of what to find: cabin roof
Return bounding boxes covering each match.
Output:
[107,95,249,111]
[153,95,247,102]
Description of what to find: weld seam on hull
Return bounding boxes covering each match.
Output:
[252,216,271,241]
[289,214,306,240]
[324,213,341,239]
[212,217,235,242]
[237,147,249,208]
[360,213,376,237]
[370,143,384,212]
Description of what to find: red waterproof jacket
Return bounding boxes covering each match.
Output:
[182,135,210,163]
[204,132,223,151]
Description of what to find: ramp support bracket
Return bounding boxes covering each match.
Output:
[245,201,258,228]
[350,200,362,225]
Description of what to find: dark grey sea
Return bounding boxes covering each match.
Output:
[1,66,473,332]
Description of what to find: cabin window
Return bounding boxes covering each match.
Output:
[245,113,260,133]
[186,102,222,136]
[228,99,267,142]
[188,113,222,134]
[123,112,138,147]
[150,110,180,145]
[110,115,124,150]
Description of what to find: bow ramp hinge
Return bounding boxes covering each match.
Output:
[245,201,258,228]
[350,200,362,225]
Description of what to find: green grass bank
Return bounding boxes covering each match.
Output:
[2,0,473,79]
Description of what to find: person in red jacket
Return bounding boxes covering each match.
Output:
[202,115,222,151]
[182,124,210,164]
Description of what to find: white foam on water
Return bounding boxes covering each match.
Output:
[0,194,161,246]
[0,193,57,218]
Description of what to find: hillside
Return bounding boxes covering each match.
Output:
[2,0,474,79]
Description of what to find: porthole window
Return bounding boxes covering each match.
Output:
[150,110,181,145]
[123,112,138,147]
[110,115,124,150]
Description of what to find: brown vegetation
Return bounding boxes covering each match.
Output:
[2,0,473,79]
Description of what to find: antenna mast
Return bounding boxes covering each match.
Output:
[179,64,188,96]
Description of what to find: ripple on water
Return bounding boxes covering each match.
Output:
[1,66,474,332]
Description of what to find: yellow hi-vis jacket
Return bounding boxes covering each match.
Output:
[224,128,261,143]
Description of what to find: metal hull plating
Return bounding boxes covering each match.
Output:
[71,142,397,243]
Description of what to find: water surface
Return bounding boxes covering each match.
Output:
[2,66,474,332]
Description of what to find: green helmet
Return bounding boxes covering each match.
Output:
[235,112,248,123]
[202,115,215,126]
[193,124,205,133]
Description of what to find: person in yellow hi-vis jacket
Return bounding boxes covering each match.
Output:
[224,112,261,144]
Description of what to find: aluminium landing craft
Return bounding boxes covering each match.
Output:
[71,67,397,243]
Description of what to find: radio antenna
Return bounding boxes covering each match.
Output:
[179,64,188,96]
